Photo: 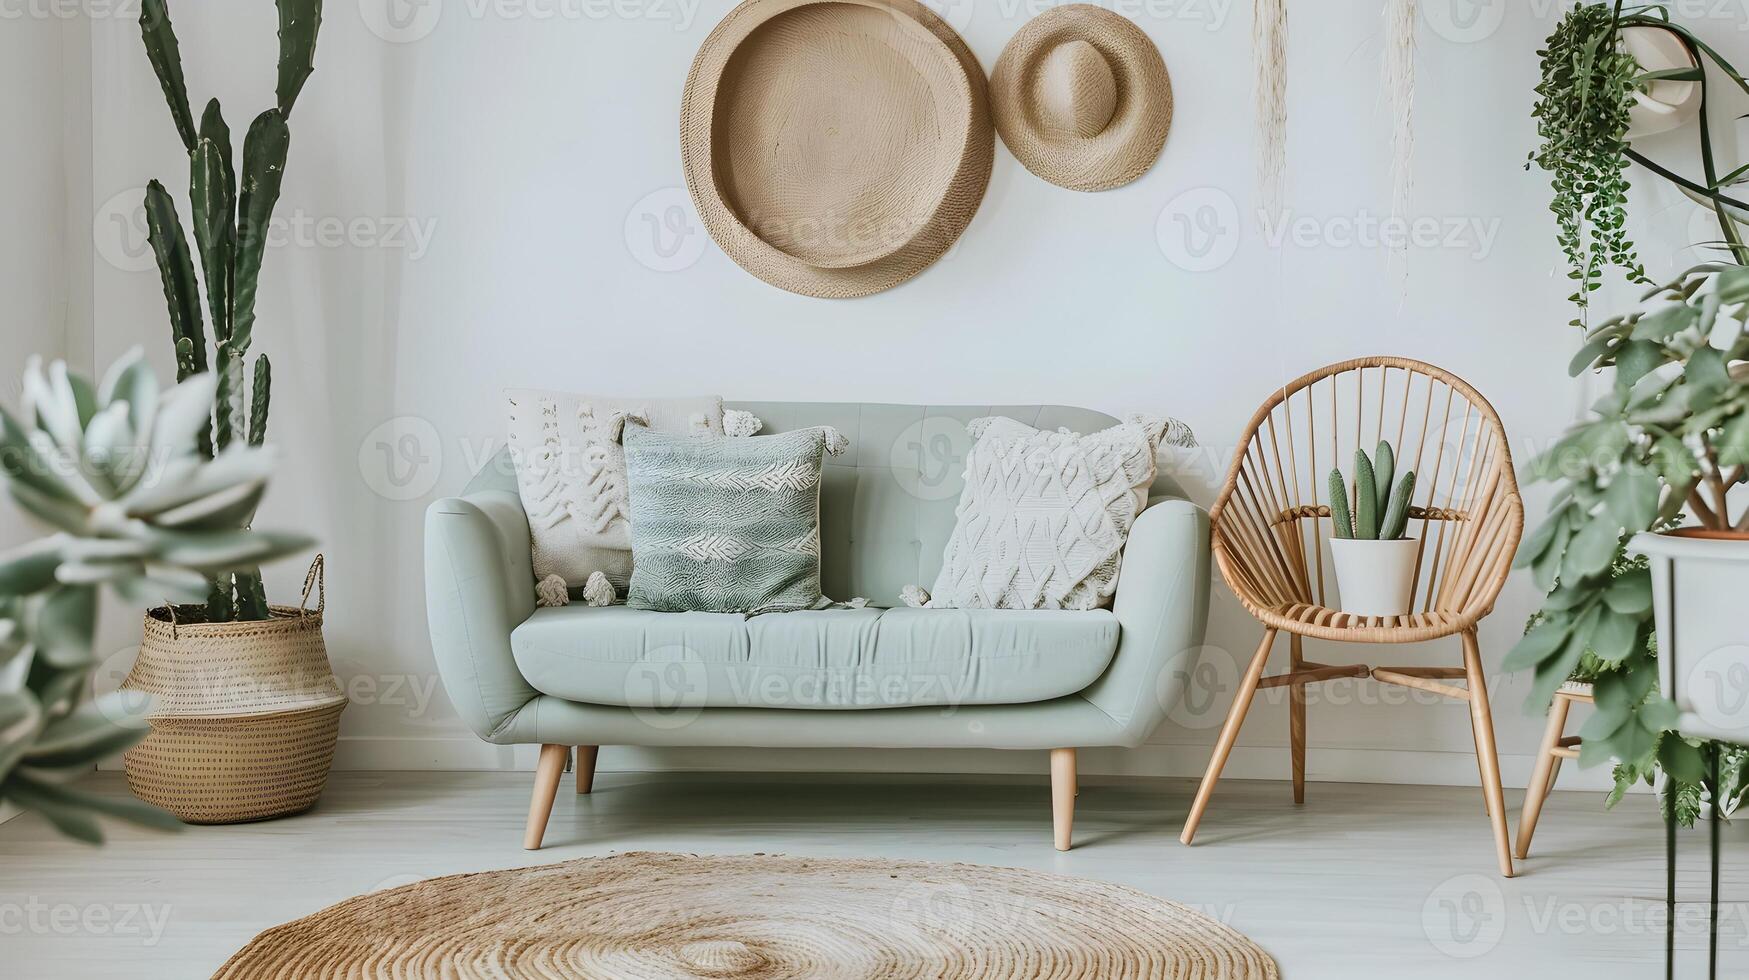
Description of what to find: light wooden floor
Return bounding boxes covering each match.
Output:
[1,771,1742,978]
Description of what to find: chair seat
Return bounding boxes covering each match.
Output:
[1248,601,1469,642]
[511,605,1119,710]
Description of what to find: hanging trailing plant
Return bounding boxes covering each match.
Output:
[1529,2,1649,326]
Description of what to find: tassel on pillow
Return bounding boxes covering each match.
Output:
[582,571,616,607]
[536,574,570,607]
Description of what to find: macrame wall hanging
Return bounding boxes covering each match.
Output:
[1383,0,1416,258]
[1251,0,1419,238]
[1252,0,1287,214]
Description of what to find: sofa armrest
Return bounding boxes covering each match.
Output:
[1079,498,1212,745]
[424,490,540,739]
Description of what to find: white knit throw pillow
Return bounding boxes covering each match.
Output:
[926,415,1186,610]
[505,390,723,591]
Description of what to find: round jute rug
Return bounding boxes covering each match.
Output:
[216,851,1278,979]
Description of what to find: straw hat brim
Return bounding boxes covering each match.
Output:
[991,5,1172,192]
[681,0,993,299]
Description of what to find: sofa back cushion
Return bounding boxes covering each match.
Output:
[465,403,1184,607]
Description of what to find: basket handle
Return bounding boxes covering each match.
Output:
[299,554,326,617]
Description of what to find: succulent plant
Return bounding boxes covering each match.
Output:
[1329,441,1416,541]
[0,351,314,843]
[139,0,321,622]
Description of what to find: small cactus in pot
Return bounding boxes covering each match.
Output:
[1327,441,1420,615]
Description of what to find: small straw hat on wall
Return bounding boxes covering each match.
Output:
[990,4,1172,192]
[681,0,993,298]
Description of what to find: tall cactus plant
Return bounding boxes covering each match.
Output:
[140,0,321,622]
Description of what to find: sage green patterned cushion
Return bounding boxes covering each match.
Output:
[623,425,829,613]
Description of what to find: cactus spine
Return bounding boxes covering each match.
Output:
[1329,443,1416,542]
[139,0,322,621]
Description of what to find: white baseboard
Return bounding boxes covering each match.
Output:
[322,736,1630,793]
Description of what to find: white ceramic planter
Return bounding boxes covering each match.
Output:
[1622,26,1701,140]
[1327,537,1419,617]
[1631,531,1749,747]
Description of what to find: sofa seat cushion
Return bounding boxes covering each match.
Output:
[510,605,1119,710]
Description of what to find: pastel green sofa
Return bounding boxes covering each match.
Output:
[424,403,1210,850]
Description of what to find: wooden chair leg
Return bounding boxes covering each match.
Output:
[576,745,599,795]
[1515,694,1572,860]
[1051,748,1077,851]
[1289,634,1307,805]
[1461,631,1515,878]
[1181,628,1277,845]
[524,744,569,850]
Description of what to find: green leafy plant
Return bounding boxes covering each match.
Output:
[1522,3,1749,823]
[0,351,313,842]
[1329,442,1416,541]
[1508,263,1749,819]
[1529,1,1651,325]
[138,0,322,622]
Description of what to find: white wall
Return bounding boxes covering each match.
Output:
[68,1,1746,789]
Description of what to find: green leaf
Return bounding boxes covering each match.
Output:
[1629,304,1700,342]
[1719,411,1749,467]
[0,540,64,596]
[34,585,96,668]
[232,110,291,356]
[139,0,196,152]
[1504,619,1572,672]
[1614,340,1665,387]
[144,182,207,384]
[1562,518,1621,583]
[191,126,235,346]
[1584,607,1642,664]
[23,696,149,769]
[1685,345,1731,396]
[1603,567,1653,615]
[275,0,323,117]
[1604,467,1661,532]
[1659,737,1708,784]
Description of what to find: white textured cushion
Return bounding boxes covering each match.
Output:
[927,415,1178,610]
[505,389,723,590]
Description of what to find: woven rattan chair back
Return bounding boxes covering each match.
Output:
[1210,356,1522,641]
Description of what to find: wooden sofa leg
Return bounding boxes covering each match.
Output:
[576,745,599,795]
[1052,748,1077,851]
[524,744,569,850]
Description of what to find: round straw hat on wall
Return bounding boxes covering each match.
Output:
[681,0,993,299]
[990,4,1173,192]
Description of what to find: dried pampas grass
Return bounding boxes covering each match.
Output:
[1253,0,1288,215]
[1383,0,1416,246]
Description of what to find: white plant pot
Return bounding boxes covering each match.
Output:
[1631,531,1749,748]
[1622,26,1701,140]
[1327,537,1419,617]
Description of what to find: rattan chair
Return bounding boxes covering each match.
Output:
[1179,358,1523,877]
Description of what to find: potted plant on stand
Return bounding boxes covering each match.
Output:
[1326,443,1418,616]
[1518,2,1749,827]
[120,0,345,824]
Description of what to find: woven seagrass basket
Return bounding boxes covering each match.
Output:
[121,556,347,825]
